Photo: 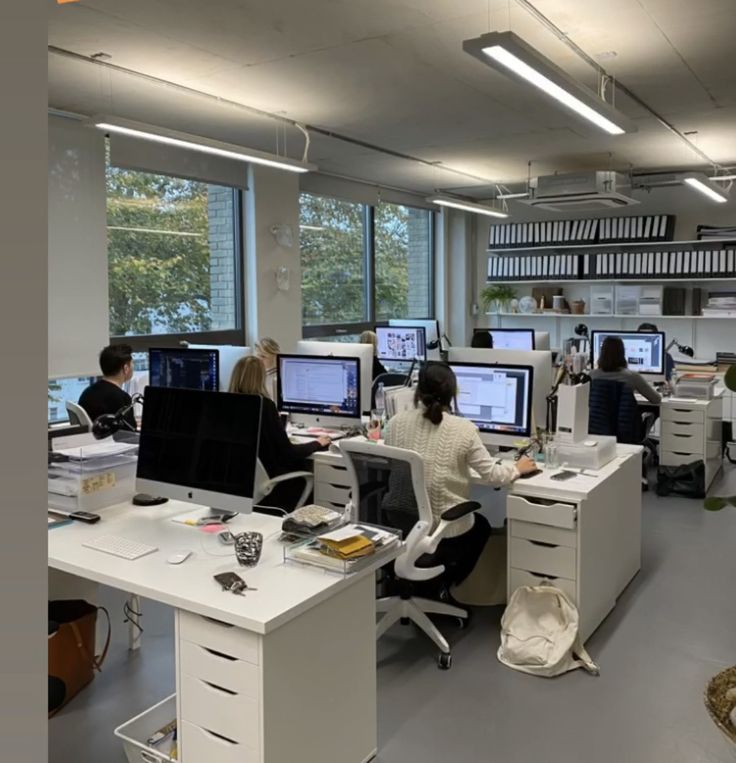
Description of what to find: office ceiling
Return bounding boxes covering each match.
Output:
[48,0,736,196]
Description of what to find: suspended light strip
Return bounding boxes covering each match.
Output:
[95,118,315,174]
[709,174,736,181]
[463,32,633,136]
[683,175,729,203]
[496,192,529,200]
[427,195,508,218]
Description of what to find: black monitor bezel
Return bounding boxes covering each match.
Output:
[590,330,665,376]
[148,347,221,391]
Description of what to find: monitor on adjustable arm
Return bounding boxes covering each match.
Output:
[388,319,441,359]
[449,362,534,448]
[448,347,552,434]
[590,330,665,382]
[296,340,373,414]
[136,386,261,515]
[375,326,427,362]
[278,354,361,429]
[148,348,219,392]
[185,344,250,391]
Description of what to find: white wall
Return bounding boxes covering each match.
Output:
[48,115,109,377]
[244,165,303,352]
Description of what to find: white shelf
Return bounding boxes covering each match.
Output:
[484,278,736,285]
[487,238,735,254]
[488,312,735,320]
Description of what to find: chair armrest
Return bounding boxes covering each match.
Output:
[265,471,313,487]
[440,501,481,522]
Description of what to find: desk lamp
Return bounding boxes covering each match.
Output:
[665,338,695,357]
[92,394,168,506]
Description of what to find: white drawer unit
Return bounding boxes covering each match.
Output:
[510,520,577,548]
[314,462,352,488]
[179,611,259,665]
[180,640,259,698]
[180,721,258,763]
[507,494,577,529]
[509,537,576,580]
[313,459,353,510]
[509,567,577,604]
[659,396,723,491]
[314,482,352,507]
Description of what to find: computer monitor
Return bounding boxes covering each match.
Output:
[278,354,361,428]
[148,348,219,392]
[388,319,441,359]
[136,386,261,515]
[590,330,665,379]
[474,328,535,351]
[448,347,552,432]
[534,331,551,351]
[449,362,534,447]
[185,343,250,391]
[375,325,427,362]
[296,340,372,414]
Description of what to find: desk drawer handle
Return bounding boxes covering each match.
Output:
[529,540,558,549]
[528,571,558,580]
[672,408,691,413]
[200,645,237,662]
[201,616,234,629]
[673,434,691,439]
[673,451,692,456]
[201,727,239,746]
[201,679,238,696]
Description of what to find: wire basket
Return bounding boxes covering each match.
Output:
[704,665,736,746]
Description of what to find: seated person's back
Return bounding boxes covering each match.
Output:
[78,343,137,430]
[589,335,661,404]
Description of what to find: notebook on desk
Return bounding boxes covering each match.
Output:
[294,428,349,440]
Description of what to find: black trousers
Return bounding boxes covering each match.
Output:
[430,513,492,587]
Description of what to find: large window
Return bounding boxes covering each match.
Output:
[300,193,434,336]
[107,163,243,348]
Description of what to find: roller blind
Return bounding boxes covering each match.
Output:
[300,173,434,210]
[48,115,109,378]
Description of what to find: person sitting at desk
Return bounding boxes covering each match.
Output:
[590,335,661,404]
[384,363,537,590]
[229,357,331,510]
[78,343,137,430]
[254,337,281,401]
[360,330,387,379]
[470,331,494,349]
[638,322,675,382]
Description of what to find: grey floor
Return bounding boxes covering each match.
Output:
[50,464,736,763]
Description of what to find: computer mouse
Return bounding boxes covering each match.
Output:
[166,549,193,565]
[132,493,169,506]
[519,468,543,479]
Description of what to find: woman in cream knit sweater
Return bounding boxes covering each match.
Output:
[384,363,537,587]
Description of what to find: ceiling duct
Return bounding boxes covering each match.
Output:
[520,171,638,212]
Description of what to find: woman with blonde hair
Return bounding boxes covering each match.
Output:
[254,337,280,401]
[359,329,387,380]
[228,357,330,510]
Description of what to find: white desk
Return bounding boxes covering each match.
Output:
[504,445,642,643]
[48,500,398,763]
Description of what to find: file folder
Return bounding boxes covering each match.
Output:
[720,251,727,273]
[622,252,630,275]
[646,253,654,276]
[683,251,690,273]
[563,221,571,241]
[655,251,662,274]
[658,216,667,238]
[675,252,683,274]
[542,257,549,277]
[584,254,590,277]
[643,217,652,240]
[636,217,644,239]
[728,250,734,274]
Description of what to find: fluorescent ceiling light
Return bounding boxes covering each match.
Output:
[427,195,508,218]
[463,32,634,136]
[95,118,315,174]
[709,174,736,181]
[683,174,729,203]
[496,191,529,200]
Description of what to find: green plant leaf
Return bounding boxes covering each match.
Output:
[704,496,727,511]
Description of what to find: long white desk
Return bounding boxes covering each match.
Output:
[49,500,398,763]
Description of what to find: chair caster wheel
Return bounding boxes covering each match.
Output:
[457,615,470,629]
[438,652,452,670]
[400,616,410,626]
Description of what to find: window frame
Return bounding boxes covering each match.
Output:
[108,186,246,352]
[301,197,435,339]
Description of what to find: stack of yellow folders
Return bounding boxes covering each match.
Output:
[319,527,375,561]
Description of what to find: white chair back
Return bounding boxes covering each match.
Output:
[65,400,93,428]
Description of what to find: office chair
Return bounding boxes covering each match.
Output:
[341,439,480,669]
[65,400,93,429]
[371,373,408,409]
[253,459,313,516]
[588,379,656,489]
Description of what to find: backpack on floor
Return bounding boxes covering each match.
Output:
[656,459,705,498]
[497,583,599,678]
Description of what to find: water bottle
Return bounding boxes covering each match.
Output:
[375,382,385,416]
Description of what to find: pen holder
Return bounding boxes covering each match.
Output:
[234,531,263,567]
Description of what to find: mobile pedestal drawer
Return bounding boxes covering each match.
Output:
[508,568,577,604]
[180,721,258,763]
[507,494,577,529]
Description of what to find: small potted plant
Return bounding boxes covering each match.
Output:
[481,284,517,314]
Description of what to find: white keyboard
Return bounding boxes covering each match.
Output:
[83,535,158,560]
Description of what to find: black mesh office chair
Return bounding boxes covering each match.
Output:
[341,440,481,669]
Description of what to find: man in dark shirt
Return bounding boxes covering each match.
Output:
[78,344,137,431]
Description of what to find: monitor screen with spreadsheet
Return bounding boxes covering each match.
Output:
[277,355,361,425]
[449,362,534,446]
[148,348,219,392]
[591,331,665,376]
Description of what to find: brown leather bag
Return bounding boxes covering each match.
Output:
[48,600,111,717]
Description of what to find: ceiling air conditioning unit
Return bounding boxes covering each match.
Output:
[521,171,638,212]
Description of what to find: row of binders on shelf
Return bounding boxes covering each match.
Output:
[488,214,674,249]
[488,249,736,281]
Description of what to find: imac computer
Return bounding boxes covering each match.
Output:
[296,340,372,414]
[448,347,552,432]
[534,331,551,351]
[449,362,534,447]
[590,330,665,381]
[136,386,261,515]
[184,344,250,391]
[474,328,535,351]
[375,325,427,362]
[278,354,361,429]
[388,319,441,359]
[148,348,219,392]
